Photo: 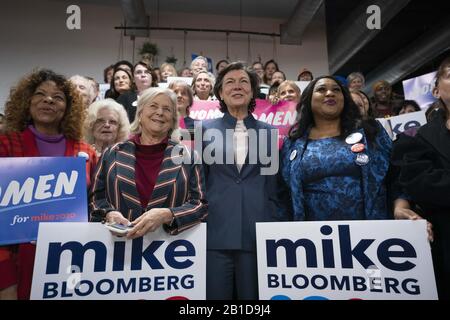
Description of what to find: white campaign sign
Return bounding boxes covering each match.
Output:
[376,110,427,140]
[256,220,437,300]
[386,110,427,140]
[31,222,206,300]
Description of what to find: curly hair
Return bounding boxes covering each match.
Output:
[289,76,378,143]
[4,69,86,140]
[84,98,130,145]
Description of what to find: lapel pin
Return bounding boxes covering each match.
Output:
[77,151,89,160]
[351,143,365,153]
[289,149,298,161]
[355,153,369,166]
[345,132,363,145]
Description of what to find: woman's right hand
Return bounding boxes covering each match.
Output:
[105,211,131,226]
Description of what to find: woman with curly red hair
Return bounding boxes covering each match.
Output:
[0,69,98,299]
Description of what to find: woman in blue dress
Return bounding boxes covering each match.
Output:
[281,76,392,221]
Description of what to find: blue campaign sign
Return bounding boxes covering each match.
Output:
[0,157,88,245]
[402,71,437,109]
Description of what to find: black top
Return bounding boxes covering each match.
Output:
[117,90,138,122]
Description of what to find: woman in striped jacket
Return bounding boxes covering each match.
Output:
[89,87,207,237]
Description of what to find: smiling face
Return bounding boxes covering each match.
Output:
[139,94,174,140]
[93,107,120,146]
[349,77,363,91]
[219,69,253,111]
[114,70,131,94]
[311,78,345,121]
[374,83,391,103]
[29,80,67,133]
[279,83,301,103]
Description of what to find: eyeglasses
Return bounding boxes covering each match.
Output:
[94,119,119,127]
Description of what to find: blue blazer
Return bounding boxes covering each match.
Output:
[89,139,208,234]
[281,126,392,221]
[202,112,289,251]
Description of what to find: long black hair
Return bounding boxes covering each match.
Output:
[289,75,379,143]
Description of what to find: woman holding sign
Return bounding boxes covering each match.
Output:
[281,76,392,221]
[89,87,207,238]
[0,69,98,299]
[393,57,450,299]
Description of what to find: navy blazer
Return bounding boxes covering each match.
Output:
[202,112,289,251]
[89,139,208,234]
[281,126,392,221]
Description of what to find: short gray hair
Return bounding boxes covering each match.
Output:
[130,87,178,137]
[346,72,365,86]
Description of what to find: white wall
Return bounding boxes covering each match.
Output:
[0,0,329,112]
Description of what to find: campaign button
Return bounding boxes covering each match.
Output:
[290,150,298,161]
[351,143,365,153]
[345,132,363,145]
[77,151,89,160]
[355,153,370,166]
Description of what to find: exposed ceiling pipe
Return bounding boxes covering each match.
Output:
[280,0,323,45]
[328,0,410,74]
[363,19,450,94]
[120,0,149,37]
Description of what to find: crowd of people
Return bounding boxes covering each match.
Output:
[0,54,449,300]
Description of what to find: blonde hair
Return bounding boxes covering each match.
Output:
[130,87,178,137]
[277,80,301,101]
[84,98,130,144]
[160,63,178,80]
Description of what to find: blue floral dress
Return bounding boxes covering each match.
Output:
[300,137,365,220]
[281,127,392,221]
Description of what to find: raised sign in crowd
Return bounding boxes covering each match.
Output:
[0,55,449,301]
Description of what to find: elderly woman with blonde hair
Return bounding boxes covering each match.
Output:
[89,87,208,238]
[84,98,130,157]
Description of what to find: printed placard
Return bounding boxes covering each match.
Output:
[257,220,437,300]
[31,222,206,300]
[0,157,88,245]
